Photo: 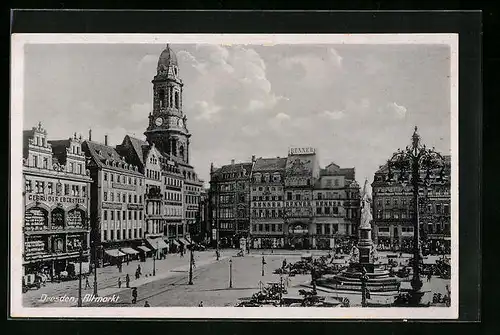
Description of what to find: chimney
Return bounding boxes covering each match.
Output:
[210,162,214,173]
[105,135,108,146]
[89,129,92,141]
[231,159,235,165]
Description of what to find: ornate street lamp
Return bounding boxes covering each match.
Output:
[229,258,233,288]
[385,126,447,306]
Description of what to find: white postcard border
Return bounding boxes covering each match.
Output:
[10,33,459,319]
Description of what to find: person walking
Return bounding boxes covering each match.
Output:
[137,264,142,277]
[118,278,122,288]
[126,274,130,288]
[84,274,91,289]
[198,301,203,307]
[131,288,138,304]
[144,301,150,307]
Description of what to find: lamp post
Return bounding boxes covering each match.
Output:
[78,247,83,307]
[386,126,447,305]
[360,267,368,307]
[188,248,194,285]
[261,255,266,277]
[153,240,158,276]
[229,259,233,288]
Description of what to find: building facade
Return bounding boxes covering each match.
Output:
[209,159,253,248]
[23,123,92,278]
[312,163,360,250]
[210,147,361,250]
[249,157,286,249]
[82,136,146,266]
[371,155,451,253]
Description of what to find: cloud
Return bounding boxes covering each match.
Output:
[321,110,345,120]
[241,124,261,137]
[386,102,408,119]
[137,54,158,71]
[275,112,291,121]
[277,47,343,88]
[192,100,222,122]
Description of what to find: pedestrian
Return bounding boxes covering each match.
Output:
[127,257,130,266]
[137,264,142,276]
[85,274,91,289]
[118,262,122,273]
[144,301,150,307]
[118,278,122,288]
[427,272,432,282]
[135,270,140,280]
[126,274,130,288]
[282,259,287,269]
[131,288,138,304]
[198,301,203,307]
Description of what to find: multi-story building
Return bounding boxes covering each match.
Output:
[22,123,92,279]
[371,155,451,253]
[210,147,361,250]
[313,163,360,249]
[249,157,287,249]
[209,159,253,248]
[283,147,319,249]
[82,135,146,266]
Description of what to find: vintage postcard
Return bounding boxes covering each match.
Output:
[10,33,458,319]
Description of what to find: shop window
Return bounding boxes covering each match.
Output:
[67,209,84,228]
[53,237,64,253]
[24,207,48,230]
[51,208,65,228]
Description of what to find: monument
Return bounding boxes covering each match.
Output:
[316,180,400,296]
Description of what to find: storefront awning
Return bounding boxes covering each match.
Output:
[120,247,139,255]
[146,238,169,250]
[137,245,151,253]
[178,238,191,246]
[104,249,126,257]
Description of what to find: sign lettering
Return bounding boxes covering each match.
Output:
[289,147,316,155]
[27,194,85,204]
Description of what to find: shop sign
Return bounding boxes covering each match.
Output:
[127,203,144,210]
[112,182,136,191]
[27,193,85,204]
[102,202,123,209]
[289,147,316,155]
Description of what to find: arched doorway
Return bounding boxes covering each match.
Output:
[288,223,310,250]
[24,207,49,231]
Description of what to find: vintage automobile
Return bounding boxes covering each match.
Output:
[22,274,41,293]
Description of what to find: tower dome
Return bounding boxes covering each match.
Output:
[157,44,178,72]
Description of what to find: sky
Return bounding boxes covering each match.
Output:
[23,43,451,188]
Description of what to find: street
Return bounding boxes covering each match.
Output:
[23,249,451,308]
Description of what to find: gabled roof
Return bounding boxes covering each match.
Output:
[213,162,253,175]
[84,140,143,176]
[127,135,149,165]
[253,157,287,172]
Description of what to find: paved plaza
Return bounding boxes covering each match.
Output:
[23,249,451,308]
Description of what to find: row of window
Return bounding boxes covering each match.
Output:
[146,169,161,180]
[315,207,340,215]
[286,193,311,201]
[25,180,87,197]
[252,195,283,201]
[157,86,180,109]
[165,191,182,202]
[165,176,182,187]
[31,135,47,147]
[103,210,142,221]
[103,172,143,186]
[186,211,198,219]
[102,228,142,241]
[31,155,85,175]
[252,186,283,192]
[252,223,283,233]
[218,183,247,192]
[185,194,199,205]
[103,191,142,204]
[316,223,339,235]
[251,209,284,218]
[252,173,282,183]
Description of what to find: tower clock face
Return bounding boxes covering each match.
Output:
[155,117,163,126]
[178,118,184,128]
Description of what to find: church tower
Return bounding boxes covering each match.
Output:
[145,45,191,164]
